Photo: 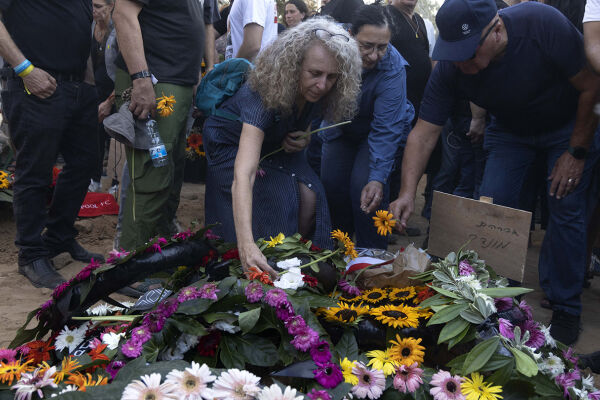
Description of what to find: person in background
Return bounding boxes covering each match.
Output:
[203,18,361,277]
[320,0,365,25]
[227,0,278,61]
[0,0,104,288]
[285,0,309,28]
[320,4,414,249]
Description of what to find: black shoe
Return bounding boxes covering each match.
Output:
[550,310,580,346]
[18,258,66,289]
[579,351,600,373]
[47,239,105,264]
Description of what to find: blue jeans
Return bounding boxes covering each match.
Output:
[480,119,600,316]
[321,137,391,249]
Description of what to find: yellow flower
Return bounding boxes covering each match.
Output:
[370,304,420,329]
[361,288,388,304]
[339,357,359,385]
[343,237,358,259]
[461,372,503,400]
[389,336,425,366]
[156,93,176,117]
[265,233,285,247]
[365,348,399,376]
[0,180,9,189]
[331,229,350,243]
[0,359,33,385]
[320,302,369,324]
[330,229,358,259]
[54,357,81,383]
[372,210,396,236]
[388,287,416,303]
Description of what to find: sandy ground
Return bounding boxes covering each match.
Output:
[1,179,599,360]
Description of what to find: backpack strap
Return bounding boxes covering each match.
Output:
[214,108,241,121]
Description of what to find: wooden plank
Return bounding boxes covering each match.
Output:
[428,191,532,282]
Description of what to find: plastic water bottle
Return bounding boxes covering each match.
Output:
[146,119,168,167]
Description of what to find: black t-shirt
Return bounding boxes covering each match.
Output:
[120,0,220,86]
[0,0,92,74]
[214,3,231,37]
[387,6,431,119]
[419,2,584,135]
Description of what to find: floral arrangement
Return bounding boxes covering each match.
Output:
[186,130,206,160]
[0,169,13,203]
[1,229,598,399]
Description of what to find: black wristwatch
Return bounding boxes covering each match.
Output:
[130,69,151,81]
[567,145,588,160]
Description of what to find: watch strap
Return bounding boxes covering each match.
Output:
[130,69,151,81]
[567,145,587,160]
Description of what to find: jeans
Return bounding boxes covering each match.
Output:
[480,119,600,316]
[1,77,98,265]
[321,137,392,249]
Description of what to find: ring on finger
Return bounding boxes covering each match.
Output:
[567,178,574,184]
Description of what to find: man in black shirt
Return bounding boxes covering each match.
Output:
[0,0,104,288]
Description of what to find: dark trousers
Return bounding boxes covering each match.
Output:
[1,77,98,265]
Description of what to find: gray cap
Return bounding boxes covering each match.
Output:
[103,103,152,150]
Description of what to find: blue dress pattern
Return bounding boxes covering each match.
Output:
[203,84,334,249]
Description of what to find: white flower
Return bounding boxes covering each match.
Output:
[274,267,304,290]
[86,302,111,316]
[258,384,304,400]
[456,274,482,291]
[102,332,126,350]
[581,374,596,391]
[122,373,177,400]
[51,385,79,397]
[538,352,565,378]
[213,320,240,334]
[276,258,302,270]
[540,324,557,348]
[176,334,200,354]
[165,362,216,400]
[55,326,86,353]
[212,369,261,400]
[160,347,185,361]
[571,387,589,399]
[12,366,58,400]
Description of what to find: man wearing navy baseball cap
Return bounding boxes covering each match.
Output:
[390,0,600,345]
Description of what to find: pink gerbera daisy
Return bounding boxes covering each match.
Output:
[429,370,465,400]
[121,373,177,400]
[393,362,423,393]
[211,369,261,400]
[351,362,386,399]
[0,348,17,364]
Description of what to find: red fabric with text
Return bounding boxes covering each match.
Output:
[78,192,119,217]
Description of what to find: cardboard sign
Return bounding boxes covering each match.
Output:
[428,191,532,282]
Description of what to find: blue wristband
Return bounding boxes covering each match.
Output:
[13,59,31,75]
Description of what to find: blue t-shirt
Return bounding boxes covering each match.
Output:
[419,2,584,135]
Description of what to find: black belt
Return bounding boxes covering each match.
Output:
[1,67,84,82]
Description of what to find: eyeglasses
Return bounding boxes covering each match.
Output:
[469,19,499,60]
[358,42,388,56]
[312,28,350,42]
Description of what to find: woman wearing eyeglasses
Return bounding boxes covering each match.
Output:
[203,18,361,277]
[320,4,414,249]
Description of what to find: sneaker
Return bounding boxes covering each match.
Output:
[88,179,101,192]
[549,310,580,345]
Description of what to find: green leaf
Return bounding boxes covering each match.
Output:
[459,308,486,324]
[509,347,538,377]
[462,336,500,375]
[417,294,446,309]
[171,316,208,336]
[478,287,533,298]
[478,354,514,372]
[335,330,359,361]
[530,373,563,397]
[113,357,147,382]
[0,189,13,203]
[231,334,279,367]
[487,359,515,386]
[429,285,462,300]
[446,353,468,374]
[9,309,40,348]
[176,298,214,315]
[437,317,470,344]
[427,303,469,326]
[219,335,245,369]
[203,312,237,324]
[329,382,353,400]
[293,290,338,308]
[238,307,261,333]
[447,323,472,350]
[278,339,297,365]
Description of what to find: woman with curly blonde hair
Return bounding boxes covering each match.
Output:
[203,17,362,276]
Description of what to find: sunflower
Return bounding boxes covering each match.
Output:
[365,348,399,376]
[331,229,350,243]
[0,170,7,179]
[0,179,9,189]
[339,357,359,385]
[331,230,358,259]
[461,372,503,400]
[0,359,33,385]
[156,93,176,117]
[388,287,416,303]
[370,304,420,329]
[343,238,358,259]
[54,357,81,384]
[361,288,388,304]
[416,308,433,320]
[389,336,425,366]
[265,233,285,247]
[321,302,369,324]
[372,210,396,236]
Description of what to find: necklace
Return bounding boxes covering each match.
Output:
[400,11,421,39]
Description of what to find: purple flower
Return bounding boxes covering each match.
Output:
[106,360,125,380]
[36,299,53,319]
[264,288,289,308]
[284,315,307,336]
[256,168,266,178]
[131,326,152,345]
[338,279,362,297]
[157,298,178,319]
[177,286,202,303]
[498,318,514,339]
[494,297,513,312]
[146,237,168,253]
[310,340,332,364]
[75,261,100,281]
[52,279,73,299]
[291,327,319,352]
[107,248,130,264]
[518,300,533,320]
[172,229,192,240]
[519,319,545,349]
[555,370,580,398]
[121,340,143,358]
[199,283,220,300]
[142,311,166,333]
[275,302,295,321]
[307,389,332,400]
[313,361,344,389]
[245,282,264,303]
[0,348,17,364]
[562,347,579,365]
[589,391,600,400]
[458,260,475,276]
[204,229,220,240]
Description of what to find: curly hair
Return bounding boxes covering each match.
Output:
[247,17,362,123]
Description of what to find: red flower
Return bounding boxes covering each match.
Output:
[309,244,322,252]
[51,166,62,187]
[197,331,221,357]
[302,274,318,287]
[25,340,54,365]
[89,344,110,362]
[246,266,273,285]
[222,248,240,261]
[201,249,218,265]
[416,288,435,302]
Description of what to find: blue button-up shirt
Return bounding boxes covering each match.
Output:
[320,44,414,184]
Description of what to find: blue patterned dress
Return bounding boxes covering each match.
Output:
[203,84,334,249]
